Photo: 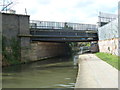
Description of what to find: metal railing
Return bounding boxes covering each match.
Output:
[30,20,98,31]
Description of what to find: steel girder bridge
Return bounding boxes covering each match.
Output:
[29,20,98,42]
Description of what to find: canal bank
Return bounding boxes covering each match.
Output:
[75,54,118,88]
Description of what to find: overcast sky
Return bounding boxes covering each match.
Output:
[1,0,119,24]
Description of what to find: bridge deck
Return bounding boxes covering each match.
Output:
[29,28,98,42]
[19,20,98,42]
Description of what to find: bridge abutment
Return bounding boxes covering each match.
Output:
[19,15,31,62]
[1,13,31,65]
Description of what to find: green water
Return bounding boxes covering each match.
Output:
[2,56,78,88]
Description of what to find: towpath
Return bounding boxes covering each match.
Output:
[75,54,118,88]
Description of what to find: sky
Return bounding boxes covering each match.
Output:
[0,0,119,24]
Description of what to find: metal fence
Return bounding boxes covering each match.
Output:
[98,19,118,40]
[30,20,98,31]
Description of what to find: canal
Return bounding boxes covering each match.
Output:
[2,55,78,88]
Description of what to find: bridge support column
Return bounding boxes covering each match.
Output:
[18,15,31,62]
[1,13,31,65]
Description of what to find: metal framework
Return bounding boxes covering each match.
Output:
[30,20,98,31]
[98,12,117,27]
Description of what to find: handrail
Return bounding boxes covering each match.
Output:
[30,20,98,31]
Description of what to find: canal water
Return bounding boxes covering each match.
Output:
[2,55,78,88]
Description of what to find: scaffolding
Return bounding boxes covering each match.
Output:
[98,12,117,27]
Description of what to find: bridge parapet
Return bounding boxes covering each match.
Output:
[30,20,98,31]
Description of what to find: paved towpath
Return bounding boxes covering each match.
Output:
[75,54,118,88]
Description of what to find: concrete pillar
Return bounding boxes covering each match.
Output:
[18,15,31,62]
[19,15,30,35]
[2,13,30,63]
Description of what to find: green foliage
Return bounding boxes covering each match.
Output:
[68,42,78,47]
[96,52,120,70]
[78,42,90,47]
[66,42,79,55]
[86,43,90,46]
[2,36,21,65]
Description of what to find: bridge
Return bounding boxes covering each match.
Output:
[1,13,99,63]
[29,20,98,42]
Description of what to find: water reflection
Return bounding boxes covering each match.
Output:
[2,56,78,88]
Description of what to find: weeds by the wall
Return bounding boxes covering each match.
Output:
[2,36,21,65]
